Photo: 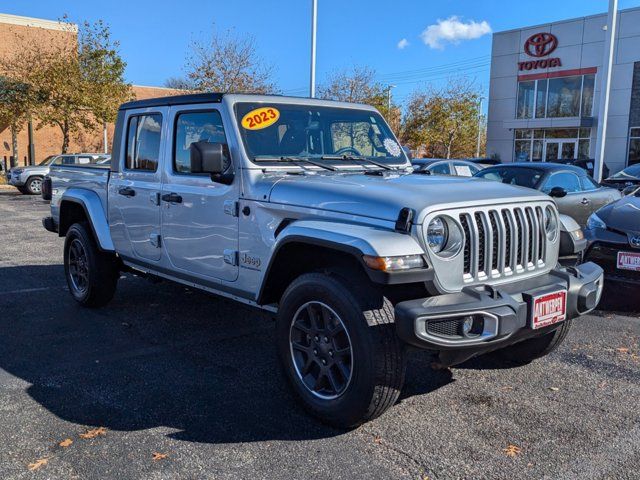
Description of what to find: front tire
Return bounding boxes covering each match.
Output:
[25,176,43,195]
[277,272,406,428]
[64,222,119,307]
[491,320,572,365]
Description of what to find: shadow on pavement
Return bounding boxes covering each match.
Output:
[0,264,450,444]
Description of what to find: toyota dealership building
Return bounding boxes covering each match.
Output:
[486,6,640,175]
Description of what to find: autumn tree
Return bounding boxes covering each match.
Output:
[164,77,196,91]
[402,80,482,158]
[0,77,36,163]
[318,66,402,135]
[1,18,131,153]
[183,27,277,94]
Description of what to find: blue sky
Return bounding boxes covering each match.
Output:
[1,0,639,107]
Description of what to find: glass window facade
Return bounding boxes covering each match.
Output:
[629,127,640,166]
[516,74,595,119]
[513,128,591,161]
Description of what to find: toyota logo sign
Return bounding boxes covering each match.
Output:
[524,32,558,57]
[630,234,640,248]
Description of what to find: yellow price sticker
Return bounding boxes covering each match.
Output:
[241,107,280,130]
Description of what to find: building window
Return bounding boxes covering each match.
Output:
[629,127,640,166]
[516,74,595,119]
[513,128,591,161]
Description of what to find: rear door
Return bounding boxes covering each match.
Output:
[108,109,166,262]
[159,105,239,282]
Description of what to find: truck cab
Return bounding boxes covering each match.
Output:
[44,93,604,428]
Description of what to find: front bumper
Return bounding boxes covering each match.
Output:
[8,173,25,186]
[395,262,603,363]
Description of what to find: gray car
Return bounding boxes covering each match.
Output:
[412,158,483,177]
[474,163,622,226]
[7,153,109,195]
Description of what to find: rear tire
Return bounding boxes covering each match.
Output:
[64,222,119,307]
[25,176,43,195]
[491,320,572,365]
[276,272,406,428]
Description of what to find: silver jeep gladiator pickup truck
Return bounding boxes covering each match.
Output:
[43,93,603,428]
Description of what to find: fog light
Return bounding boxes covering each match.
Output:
[462,316,474,336]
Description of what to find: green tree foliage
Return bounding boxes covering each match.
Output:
[402,80,482,158]
[0,18,132,153]
[0,76,37,161]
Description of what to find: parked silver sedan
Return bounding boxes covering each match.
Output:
[474,163,621,226]
[7,153,109,194]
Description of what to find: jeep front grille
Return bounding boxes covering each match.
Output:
[459,206,546,282]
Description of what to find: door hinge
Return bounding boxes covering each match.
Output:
[150,233,161,248]
[224,200,239,217]
[223,249,238,266]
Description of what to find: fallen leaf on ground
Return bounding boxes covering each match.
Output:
[79,427,107,439]
[373,435,382,444]
[504,445,522,457]
[617,347,629,354]
[548,387,559,392]
[152,452,168,461]
[28,458,48,471]
[59,438,73,448]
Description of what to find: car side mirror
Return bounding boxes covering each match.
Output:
[548,186,567,198]
[189,141,233,184]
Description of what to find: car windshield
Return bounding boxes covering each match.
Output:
[234,102,407,166]
[474,167,544,189]
[38,155,57,166]
[610,164,640,180]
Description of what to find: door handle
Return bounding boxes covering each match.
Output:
[118,187,136,197]
[161,192,183,204]
[581,198,590,205]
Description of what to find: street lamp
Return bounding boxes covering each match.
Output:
[476,97,485,158]
[310,0,318,98]
[386,85,396,111]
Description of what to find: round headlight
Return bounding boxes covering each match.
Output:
[426,217,448,253]
[544,206,559,241]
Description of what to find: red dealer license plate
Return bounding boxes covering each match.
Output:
[531,290,567,329]
[617,251,640,272]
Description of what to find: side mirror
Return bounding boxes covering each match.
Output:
[548,186,567,198]
[189,141,233,184]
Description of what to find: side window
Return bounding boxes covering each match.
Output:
[452,161,479,177]
[126,114,163,171]
[542,172,581,193]
[580,175,599,191]
[429,162,451,175]
[174,110,228,173]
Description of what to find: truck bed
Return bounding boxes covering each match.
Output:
[49,164,110,223]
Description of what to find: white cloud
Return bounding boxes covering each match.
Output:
[420,16,492,50]
[397,38,410,50]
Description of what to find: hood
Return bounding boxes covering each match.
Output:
[268,172,550,223]
[10,165,48,173]
[596,194,640,233]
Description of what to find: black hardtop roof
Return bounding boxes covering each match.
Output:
[484,162,587,174]
[119,93,225,110]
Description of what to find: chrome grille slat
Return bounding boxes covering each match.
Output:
[458,204,549,283]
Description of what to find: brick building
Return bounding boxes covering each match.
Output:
[0,13,181,167]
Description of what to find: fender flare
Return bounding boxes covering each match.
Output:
[256,220,430,304]
[59,189,114,251]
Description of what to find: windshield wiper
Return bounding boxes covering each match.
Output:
[319,155,396,171]
[254,156,337,171]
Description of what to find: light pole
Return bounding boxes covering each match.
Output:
[310,0,318,98]
[594,0,618,182]
[476,97,485,158]
[386,85,396,111]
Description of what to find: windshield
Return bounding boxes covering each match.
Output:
[38,155,57,166]
[610,164,640,179]
[475,167,545,189]
[234,102,407,165]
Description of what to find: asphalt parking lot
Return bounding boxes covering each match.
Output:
[0,188,639,479]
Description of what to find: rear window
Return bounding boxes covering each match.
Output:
[475,167,544,189]
[125,114,163,171]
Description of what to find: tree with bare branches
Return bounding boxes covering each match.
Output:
[183,27,277,94]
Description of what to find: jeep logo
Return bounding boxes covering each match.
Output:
[240,252,261,269]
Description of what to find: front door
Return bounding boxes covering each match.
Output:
[160,106,239,282]
[108,111,165,262]
[544,140,577,162]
